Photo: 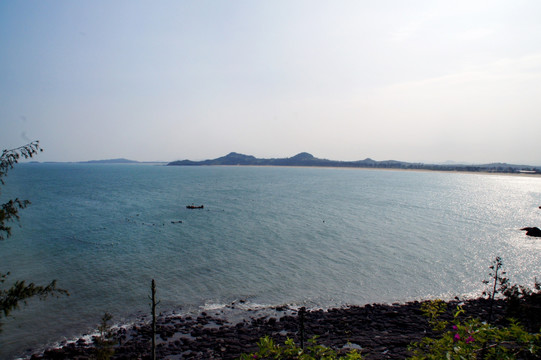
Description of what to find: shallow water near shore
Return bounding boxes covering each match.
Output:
[1,164,540,358]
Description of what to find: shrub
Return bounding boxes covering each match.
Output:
[239,336,363,360]
[408,300,541,359]
[93,312,115,360]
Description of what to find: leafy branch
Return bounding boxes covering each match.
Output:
[0,140,41,240]
[0,141,68,332]
[0,273,69,332]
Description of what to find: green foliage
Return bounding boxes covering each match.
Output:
[239,336,363,360]
[93,312,116,360]
[409,301,541,359]
[0,198,30,240]
[0,141,41,240]
[410,259,541,359]
[0,273,68,332]
[0,141,42,182]
[421,299,449,332]
[0,141,68,332]
[500,278,541,332]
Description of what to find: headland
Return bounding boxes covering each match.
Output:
[167,152,541,175]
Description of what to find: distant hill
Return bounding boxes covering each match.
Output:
[80,158,140,164]
[168,152,541,174]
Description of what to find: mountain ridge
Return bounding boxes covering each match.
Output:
[167,152,541,174]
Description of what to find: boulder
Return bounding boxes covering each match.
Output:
[521,227,541,237]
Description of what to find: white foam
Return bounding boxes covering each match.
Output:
[201,302,228,311]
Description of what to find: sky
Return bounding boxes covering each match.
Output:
[1,1,540,165]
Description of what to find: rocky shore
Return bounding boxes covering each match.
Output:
[30,297,511,360]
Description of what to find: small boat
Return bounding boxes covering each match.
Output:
[186,204,204,209]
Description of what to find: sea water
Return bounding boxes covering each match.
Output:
[1,163,540,358]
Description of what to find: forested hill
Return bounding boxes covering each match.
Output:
[167,152,541,174]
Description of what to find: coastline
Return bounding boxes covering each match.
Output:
[24,161,541,177]
[166,152,541,176]
[28,297,511,360]
[172,164,541,178]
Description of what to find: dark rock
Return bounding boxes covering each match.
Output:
[28,298,515,360]
[521,227,541,237]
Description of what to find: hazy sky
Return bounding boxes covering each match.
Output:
[1,1,540,164]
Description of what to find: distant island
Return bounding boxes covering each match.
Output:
[40,158,167,165]
[168,152,541,174]
[80,158,140,164]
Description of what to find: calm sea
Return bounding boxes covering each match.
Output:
[1,164,540,358]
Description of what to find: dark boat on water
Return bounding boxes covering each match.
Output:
[186,204,204,209]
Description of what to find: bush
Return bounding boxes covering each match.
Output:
[239,336,363,360]
[408,300,541,359]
